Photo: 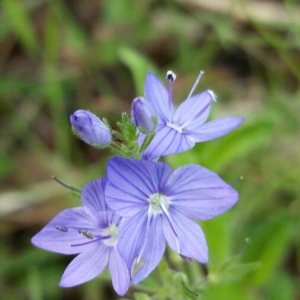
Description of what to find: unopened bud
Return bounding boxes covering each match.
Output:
[131,97,157,133]
[70,110,111,147]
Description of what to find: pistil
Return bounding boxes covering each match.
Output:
[166,70,176,120]
[186,70,204,100]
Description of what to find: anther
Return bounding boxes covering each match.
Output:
[131,256,146,278]
[79,229,94,239]
[231,176,243,186]
[55,225,68,232]
[207,90,217,102]
[166,70,176,82]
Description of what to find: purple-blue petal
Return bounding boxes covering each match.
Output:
[105,157,173,216]
[131,215,166,284]
[70,110,111,146]
[144,72,171,121]
[109,247,130,296]
[188,117,244,142]
[166,164,239,220]
[31,208,99,254]
[59,243,109,287]
[162,210,208,263]
[117,209,148,270]
[131,97,157,133]
[173,90,213,127]
[142,126,195,160]
[81,177,107,213]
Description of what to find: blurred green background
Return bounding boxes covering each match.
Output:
[0,0,299,299]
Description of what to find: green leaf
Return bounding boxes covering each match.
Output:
[134,293,151,300]
[201,214,231,264]
[242,212,292,285]
[209,256,260,284]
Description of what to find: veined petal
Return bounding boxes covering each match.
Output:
[188,117,244,142]
[31,208,99,254]
[173,90,213,127]
[106,157,173,216]
[59,243,109,287]
[109,247,130,296]
[167,165,239,220]
[144,72,170,121]
[82,177,107,213]
[70,110,111,146]
[117,209,148,270]
[131,97,157,133]
[162,210,208,263]
[142,126,195,160]
[131,215,166,284]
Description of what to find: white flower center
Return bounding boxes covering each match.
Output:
[148,193,170,215]
[101,224,118,246]
[167,121,184,133]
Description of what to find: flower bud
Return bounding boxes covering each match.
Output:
[131,97,157,133]
[70,110,111,147]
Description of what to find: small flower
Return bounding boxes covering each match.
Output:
[105,157,239,284]
[131,97,157,133]
[140,71,244,160]
[31,178,130,296]
[70,110,112,147]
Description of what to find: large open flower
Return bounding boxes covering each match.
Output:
[31,178,130,296]
[140,71,244,160]
[105,157,239,284]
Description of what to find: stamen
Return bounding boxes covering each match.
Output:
[187,70,204,100]
[166,70,176,82]
[166,70,176,118]
[160,204,180,253]
[131,256,146,278]
[231,176,243,186]
[52,176,81,193]
[130,214,153,278]
[71,239,98,247]
[70,234,111,247]
[79,229,94,239]
[207,90,217,102]
[55,225,68,232]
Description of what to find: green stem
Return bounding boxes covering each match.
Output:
[140,132,155,153]
[108,141,124,156]
[112,130,124,142]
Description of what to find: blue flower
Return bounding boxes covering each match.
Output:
[31,178,130,296]
[141,71,244,160]
[70,110,112,147]
[105,157,239,284]
[131,97,157,133]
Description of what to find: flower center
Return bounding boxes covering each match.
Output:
[59,223,118,248]
[148,193,170,215]
[167,121,184,133]
[100,225,118,246]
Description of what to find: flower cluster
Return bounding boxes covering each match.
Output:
[31,71,244,296]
